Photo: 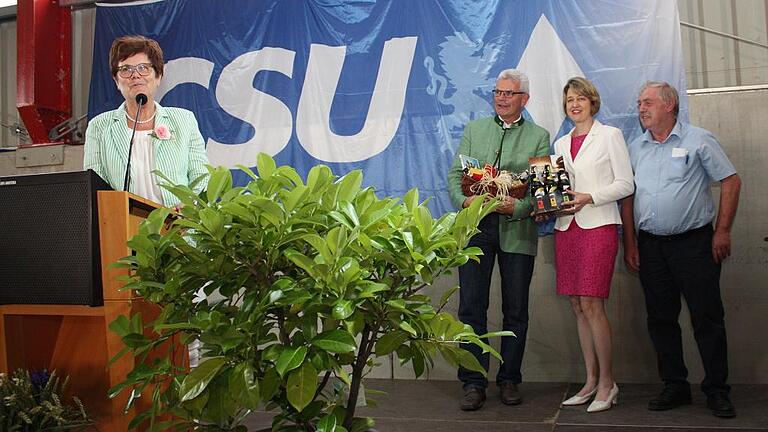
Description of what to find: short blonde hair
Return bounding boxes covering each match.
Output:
[562,77,601,116]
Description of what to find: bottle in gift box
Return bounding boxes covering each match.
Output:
[557,167,571,203]
[544,165,559,209]
[530,168,546,212]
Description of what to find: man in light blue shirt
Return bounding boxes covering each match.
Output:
[620,81,741,419]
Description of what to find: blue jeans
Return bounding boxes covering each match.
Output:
[457,215,535,389]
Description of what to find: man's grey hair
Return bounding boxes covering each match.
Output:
[497,69,530,93]
[640,81,679,116]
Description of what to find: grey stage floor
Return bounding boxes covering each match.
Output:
[244,380,768,431]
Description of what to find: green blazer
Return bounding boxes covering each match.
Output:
[83,102,209,206]
[447,117,550,256]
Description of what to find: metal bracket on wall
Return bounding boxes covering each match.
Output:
[15,145,65,168]
[49,114,87,144]
[1,121,30,144]
[680,21,768,50]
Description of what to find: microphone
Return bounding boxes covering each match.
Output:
[123,93,148,191]
[135,93,148,106]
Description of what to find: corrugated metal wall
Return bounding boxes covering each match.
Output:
[680,0,768,88]
[0,18,19,148]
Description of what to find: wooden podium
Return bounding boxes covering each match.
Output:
[0,191,183,431]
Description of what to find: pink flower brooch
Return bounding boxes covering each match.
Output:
[151,124,172,140]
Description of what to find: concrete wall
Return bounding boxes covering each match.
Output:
[3,89,766,385]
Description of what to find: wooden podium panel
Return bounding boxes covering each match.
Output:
[0,191,184,432]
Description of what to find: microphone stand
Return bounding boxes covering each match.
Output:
[123,96,146,191]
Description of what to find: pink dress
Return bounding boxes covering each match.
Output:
[554,134,618,298]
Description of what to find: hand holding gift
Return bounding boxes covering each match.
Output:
[528,155,573,217]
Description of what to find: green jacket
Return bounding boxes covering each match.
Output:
[83,102,209,206]
[447,116,550,256]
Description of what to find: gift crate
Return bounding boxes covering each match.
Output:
[528,155,572,216]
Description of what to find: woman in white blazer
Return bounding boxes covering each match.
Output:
[553,77,634,413]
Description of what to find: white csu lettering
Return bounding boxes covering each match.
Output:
[155,37,418,167]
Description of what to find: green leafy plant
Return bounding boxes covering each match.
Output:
[0,369,92,431]
[109,153,509,431]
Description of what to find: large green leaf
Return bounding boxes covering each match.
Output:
[286,361,318,412]
[438,345,485,375]
[316,413,338,432]
[350,417,375,432]
[374,330,410,356]
[437,286,460,311]
[206,166,233,203]
[141,208,171,235]
[203,371,240,425]
[455,347,486,375]
[256,152,277,178]
[275,346,308,377]
[341,201,360,227]
[284,184,310,213]
[307,164,333,194]
[356,281,389,299]
[311,329,356,353]
[335,170,363,202]
[332,299,354,320]
[228,363,260,410]
[304,234,333,263]
[108,315,133,338]
[398,321,417,337]
[285,249,318,278]
[199,208,224,239]
[402,188,419,212]
[260,367,280,403]
[179,357,228,402]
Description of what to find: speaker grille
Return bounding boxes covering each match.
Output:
[0,171,111,306]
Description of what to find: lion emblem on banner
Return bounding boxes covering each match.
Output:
[424,32,501,145]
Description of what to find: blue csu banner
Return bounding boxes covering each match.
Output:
[89,0,687,216]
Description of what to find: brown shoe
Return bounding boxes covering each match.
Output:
[499,382,522,405]
[460,387,486,411]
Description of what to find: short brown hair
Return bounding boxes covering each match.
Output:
[109,35,164,78]
[562,77,601,116]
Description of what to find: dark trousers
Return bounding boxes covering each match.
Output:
[458,215,535,389]
[638,225,730,396]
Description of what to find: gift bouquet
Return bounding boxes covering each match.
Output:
[459,154,529,199]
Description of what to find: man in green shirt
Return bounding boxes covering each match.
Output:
[447,69,550,411]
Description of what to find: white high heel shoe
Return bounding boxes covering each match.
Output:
[561,386,598,406]
[587,383,619,413]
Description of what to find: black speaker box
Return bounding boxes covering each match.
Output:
[0,170,112,306]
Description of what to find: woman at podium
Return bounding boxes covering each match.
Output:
[83,35,209,207]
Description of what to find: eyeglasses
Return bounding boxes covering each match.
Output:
[117,63,154,78]
[492,89,526,97]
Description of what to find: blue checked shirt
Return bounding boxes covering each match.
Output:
[628,121,736,235]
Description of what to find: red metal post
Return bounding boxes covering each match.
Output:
[16,0,72,147]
